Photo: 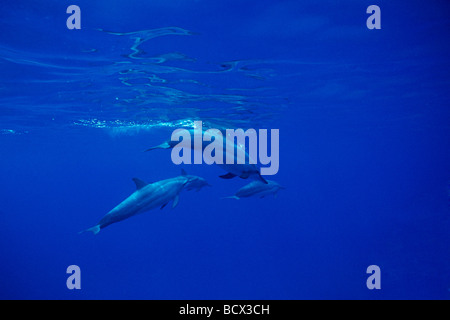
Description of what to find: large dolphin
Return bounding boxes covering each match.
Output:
[223,180,284,200]
[80,171,208,235]
[146,129,268,184]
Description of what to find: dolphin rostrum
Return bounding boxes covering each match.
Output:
[80,171,208,235]
[223,180,284,200]
[181,170,212,192]
[144,129,197,152]
[146,129,268,184]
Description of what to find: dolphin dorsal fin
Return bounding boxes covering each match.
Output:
[181,169,187,176]
[132,178,149,190]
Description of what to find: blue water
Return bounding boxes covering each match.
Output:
[0,0,449,300]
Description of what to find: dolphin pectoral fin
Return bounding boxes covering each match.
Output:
[172,195,180,208]
[132,178,149,190]
[219,173,237,179]
[222,196,240,200]
[240,173,250,179]
[79,225,101,235]
[257,173,268,184]
[181,169,187,176]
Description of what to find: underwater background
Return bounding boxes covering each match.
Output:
[0,0,449,299]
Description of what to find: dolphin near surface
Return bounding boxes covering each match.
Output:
[146,129,268,184]
[80,170,209,235]
[223,180,284,200]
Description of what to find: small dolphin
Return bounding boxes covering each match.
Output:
[146,129,268,184]
[80,171,207,235]
[223,180,284,200]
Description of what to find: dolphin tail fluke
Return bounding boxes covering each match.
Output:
[222,196,240,200]
[145,141,171,152]
[219,173,237,179]
[79,225,101,235]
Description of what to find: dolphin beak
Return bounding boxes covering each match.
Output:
[144,145,162,152]
[144,142,171,152]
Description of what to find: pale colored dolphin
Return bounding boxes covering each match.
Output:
[146,129,268,184]
[223,180,284,200]
[80,171,208,235]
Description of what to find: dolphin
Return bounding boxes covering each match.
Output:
[80,171,208,235]
[146,129,268,184]
[223,180,284,200]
